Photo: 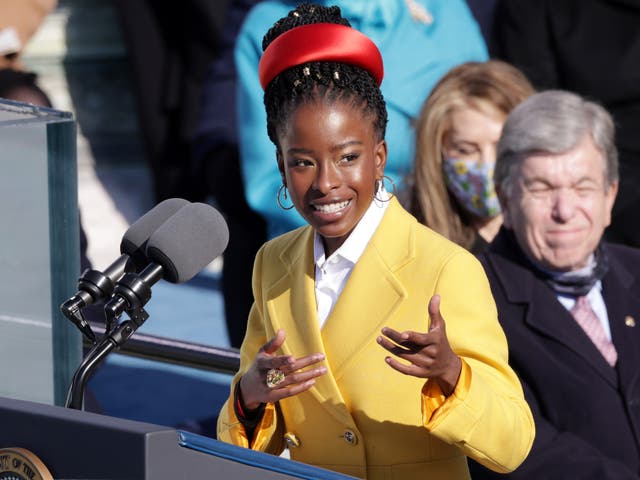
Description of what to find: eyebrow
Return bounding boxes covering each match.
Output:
[286,147,314,155]
[447,140,479,148]
[523,175,600,187]
[330,140,364,154]
[286,140,364,156]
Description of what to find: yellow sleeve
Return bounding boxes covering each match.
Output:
[216,245,285,454]
[423,251,535,473]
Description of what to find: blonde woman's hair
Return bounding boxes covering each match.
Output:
[406,60,535,250]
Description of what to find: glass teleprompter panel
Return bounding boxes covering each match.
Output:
[0,99,80,405]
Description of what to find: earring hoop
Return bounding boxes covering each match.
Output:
[277,184,295,210]
[375,175,397,202]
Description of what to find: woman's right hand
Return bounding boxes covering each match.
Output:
[239,328,327,411]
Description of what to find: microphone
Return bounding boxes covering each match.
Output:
[103,202,229,326]
[60,198,189,342]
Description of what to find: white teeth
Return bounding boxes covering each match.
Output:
[313,200,349,213]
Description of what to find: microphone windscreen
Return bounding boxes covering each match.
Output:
[119,198,190,269]
[145,202,229,283]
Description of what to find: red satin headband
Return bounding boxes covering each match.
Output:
[258,23,384,90]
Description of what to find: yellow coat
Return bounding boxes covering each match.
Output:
[218,198,534,479]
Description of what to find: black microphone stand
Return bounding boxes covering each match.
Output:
[65,317,142,410]
[65,266,161,410]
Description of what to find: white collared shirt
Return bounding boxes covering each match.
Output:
[314,193,389,327]
[557,281,612,340]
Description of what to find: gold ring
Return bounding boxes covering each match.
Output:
[266,368,285,388]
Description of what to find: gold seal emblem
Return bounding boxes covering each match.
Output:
[0,448,53,480]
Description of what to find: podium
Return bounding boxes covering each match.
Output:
[0,396,356,479]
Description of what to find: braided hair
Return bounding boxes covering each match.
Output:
[262,3,388,153]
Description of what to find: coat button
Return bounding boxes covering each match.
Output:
[284,432,301,448]
[343,429,358,445]
[625,316,636,327]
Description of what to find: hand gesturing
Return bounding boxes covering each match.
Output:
[377,295,462,396]
[239,329,327,410]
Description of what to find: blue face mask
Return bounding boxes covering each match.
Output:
[442,157,501,219]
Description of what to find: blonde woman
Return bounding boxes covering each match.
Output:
[406,61,534,253]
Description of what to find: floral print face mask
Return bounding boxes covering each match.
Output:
[442,157,501,219]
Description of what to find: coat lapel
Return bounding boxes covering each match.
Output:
[266,228,323,358]
[487,230,618,387]
[602,245,640,402]
[523,284,618,387]
[321,199,410,379]
[265,200,413,425]
[264,227,357,426]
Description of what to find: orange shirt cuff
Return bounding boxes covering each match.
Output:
[250,402,277,450]
[421,359,472,428]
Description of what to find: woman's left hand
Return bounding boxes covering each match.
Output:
[377,294,462,396]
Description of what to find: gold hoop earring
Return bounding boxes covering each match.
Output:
[276,184,295,210]
[375,175,397,202]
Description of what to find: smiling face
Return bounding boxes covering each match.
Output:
[502,134,618,271]
[277,99,387,256]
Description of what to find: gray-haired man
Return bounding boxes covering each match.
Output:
[470,90,640,479]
